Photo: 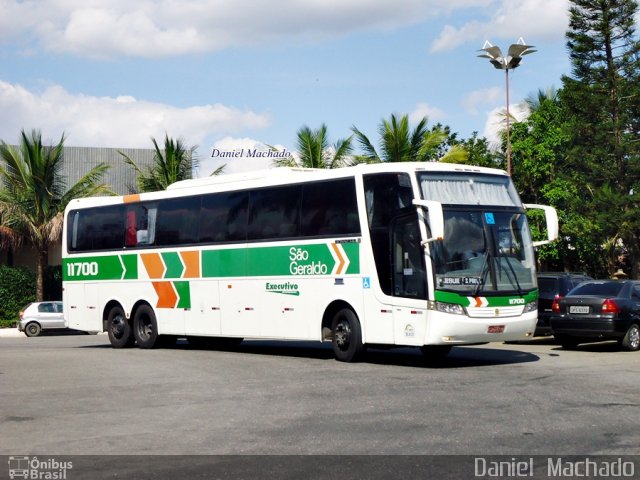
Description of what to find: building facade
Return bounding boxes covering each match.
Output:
[3,146,160,269]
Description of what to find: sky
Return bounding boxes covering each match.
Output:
[0,0,609,176]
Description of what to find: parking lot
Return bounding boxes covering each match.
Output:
[1,332,639,460]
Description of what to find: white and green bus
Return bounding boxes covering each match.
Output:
[62,162,558,361]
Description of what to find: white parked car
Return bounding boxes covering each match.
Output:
[18,301,65,337]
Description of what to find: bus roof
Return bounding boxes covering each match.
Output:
[64,162,508,211]
[168,162,507,191]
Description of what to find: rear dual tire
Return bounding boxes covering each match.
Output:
[107,305,134,348]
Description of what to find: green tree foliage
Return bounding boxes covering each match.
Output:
[273,124,352,169]
[352,114,468,164]
[0,266,35,327]
[121,135,201,192]
[0,130,111,300]
[561,0,640,277]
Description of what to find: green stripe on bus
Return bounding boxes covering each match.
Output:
[174,281,191,309]
[63,254,137,281]
[64,242,360,281]
[162,252,184,279]
[434,289,538,307]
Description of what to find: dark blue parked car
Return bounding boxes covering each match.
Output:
[550,280,640,351]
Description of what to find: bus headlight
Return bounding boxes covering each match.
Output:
[522,301,537,314]
[435,302,464,315]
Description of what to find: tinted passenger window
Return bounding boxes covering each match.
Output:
[155,196,200,246]
[69,204,125,252]
[200,192,248,243]
[125,203,157,247]
[301,179,360,237]
[249,185,301,240]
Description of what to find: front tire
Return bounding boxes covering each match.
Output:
[331,308,365,362]
[24,322,42,337]
[133,304,159,349]
[106,305,134,348]
[620,323,640,351]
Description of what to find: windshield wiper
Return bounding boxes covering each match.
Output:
[474,252,490,296]
[497,253,523,295]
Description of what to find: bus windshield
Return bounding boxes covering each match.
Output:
[418,172,536,295]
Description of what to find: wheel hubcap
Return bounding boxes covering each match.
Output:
[630,326,639,349]
[111,314,125,339]
[138,315,153,341]
[335,320,351,350]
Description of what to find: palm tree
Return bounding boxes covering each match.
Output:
[351,113,467,163]
[273,124,353,169]
[0,129,111,300]
[120,134,203,192]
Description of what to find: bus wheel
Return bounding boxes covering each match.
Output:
[331,308,364,362]
[107,305,134,348]
[133,305,159,349]
[420,345,452,360]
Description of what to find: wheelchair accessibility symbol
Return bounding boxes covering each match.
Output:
[362,277,371,289]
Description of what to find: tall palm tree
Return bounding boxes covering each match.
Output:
[273,124,353,169]
[0,129,111,300]
[120,134,201,192]
[352,113,468,164]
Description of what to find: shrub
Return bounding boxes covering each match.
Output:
[0,266,36,327]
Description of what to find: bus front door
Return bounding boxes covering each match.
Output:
[391,214,428,346]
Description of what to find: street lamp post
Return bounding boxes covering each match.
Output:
[478,37,536,176]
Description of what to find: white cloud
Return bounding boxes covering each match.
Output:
[482,102,530,148]
[2,0,432,58]
[200,136,281,176]
[430,0,570,52]
[409,102,446,123]
[461,86,502,115]
[0,80,270,149]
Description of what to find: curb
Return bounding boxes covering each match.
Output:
[0,328,24,338]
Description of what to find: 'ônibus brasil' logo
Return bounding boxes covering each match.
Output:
[266,281,300,296]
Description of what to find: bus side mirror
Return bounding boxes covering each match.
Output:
[412,199,445,244]
[524,204,559,247]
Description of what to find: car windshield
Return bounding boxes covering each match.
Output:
[538,277,559,298]
[569,282,625,297]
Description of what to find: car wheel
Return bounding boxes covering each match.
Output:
[24,322,42,337]
[133,304,160,349]
[331,307,365,362]
[106,305,134,348]
[621,323,640,352]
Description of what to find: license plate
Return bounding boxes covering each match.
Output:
[569,306,590,314]
[487,325,505,334]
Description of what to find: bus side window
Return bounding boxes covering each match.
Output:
[124,204,156,247]
[301,179,360,237]
[200,192,249,243]
[248,185,301,241]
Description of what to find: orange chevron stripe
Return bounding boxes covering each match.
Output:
[180,251,200,278]
[141,253,165,279]
[123,194,140,204]
[331,243,346,274]
[152,282,177,308]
